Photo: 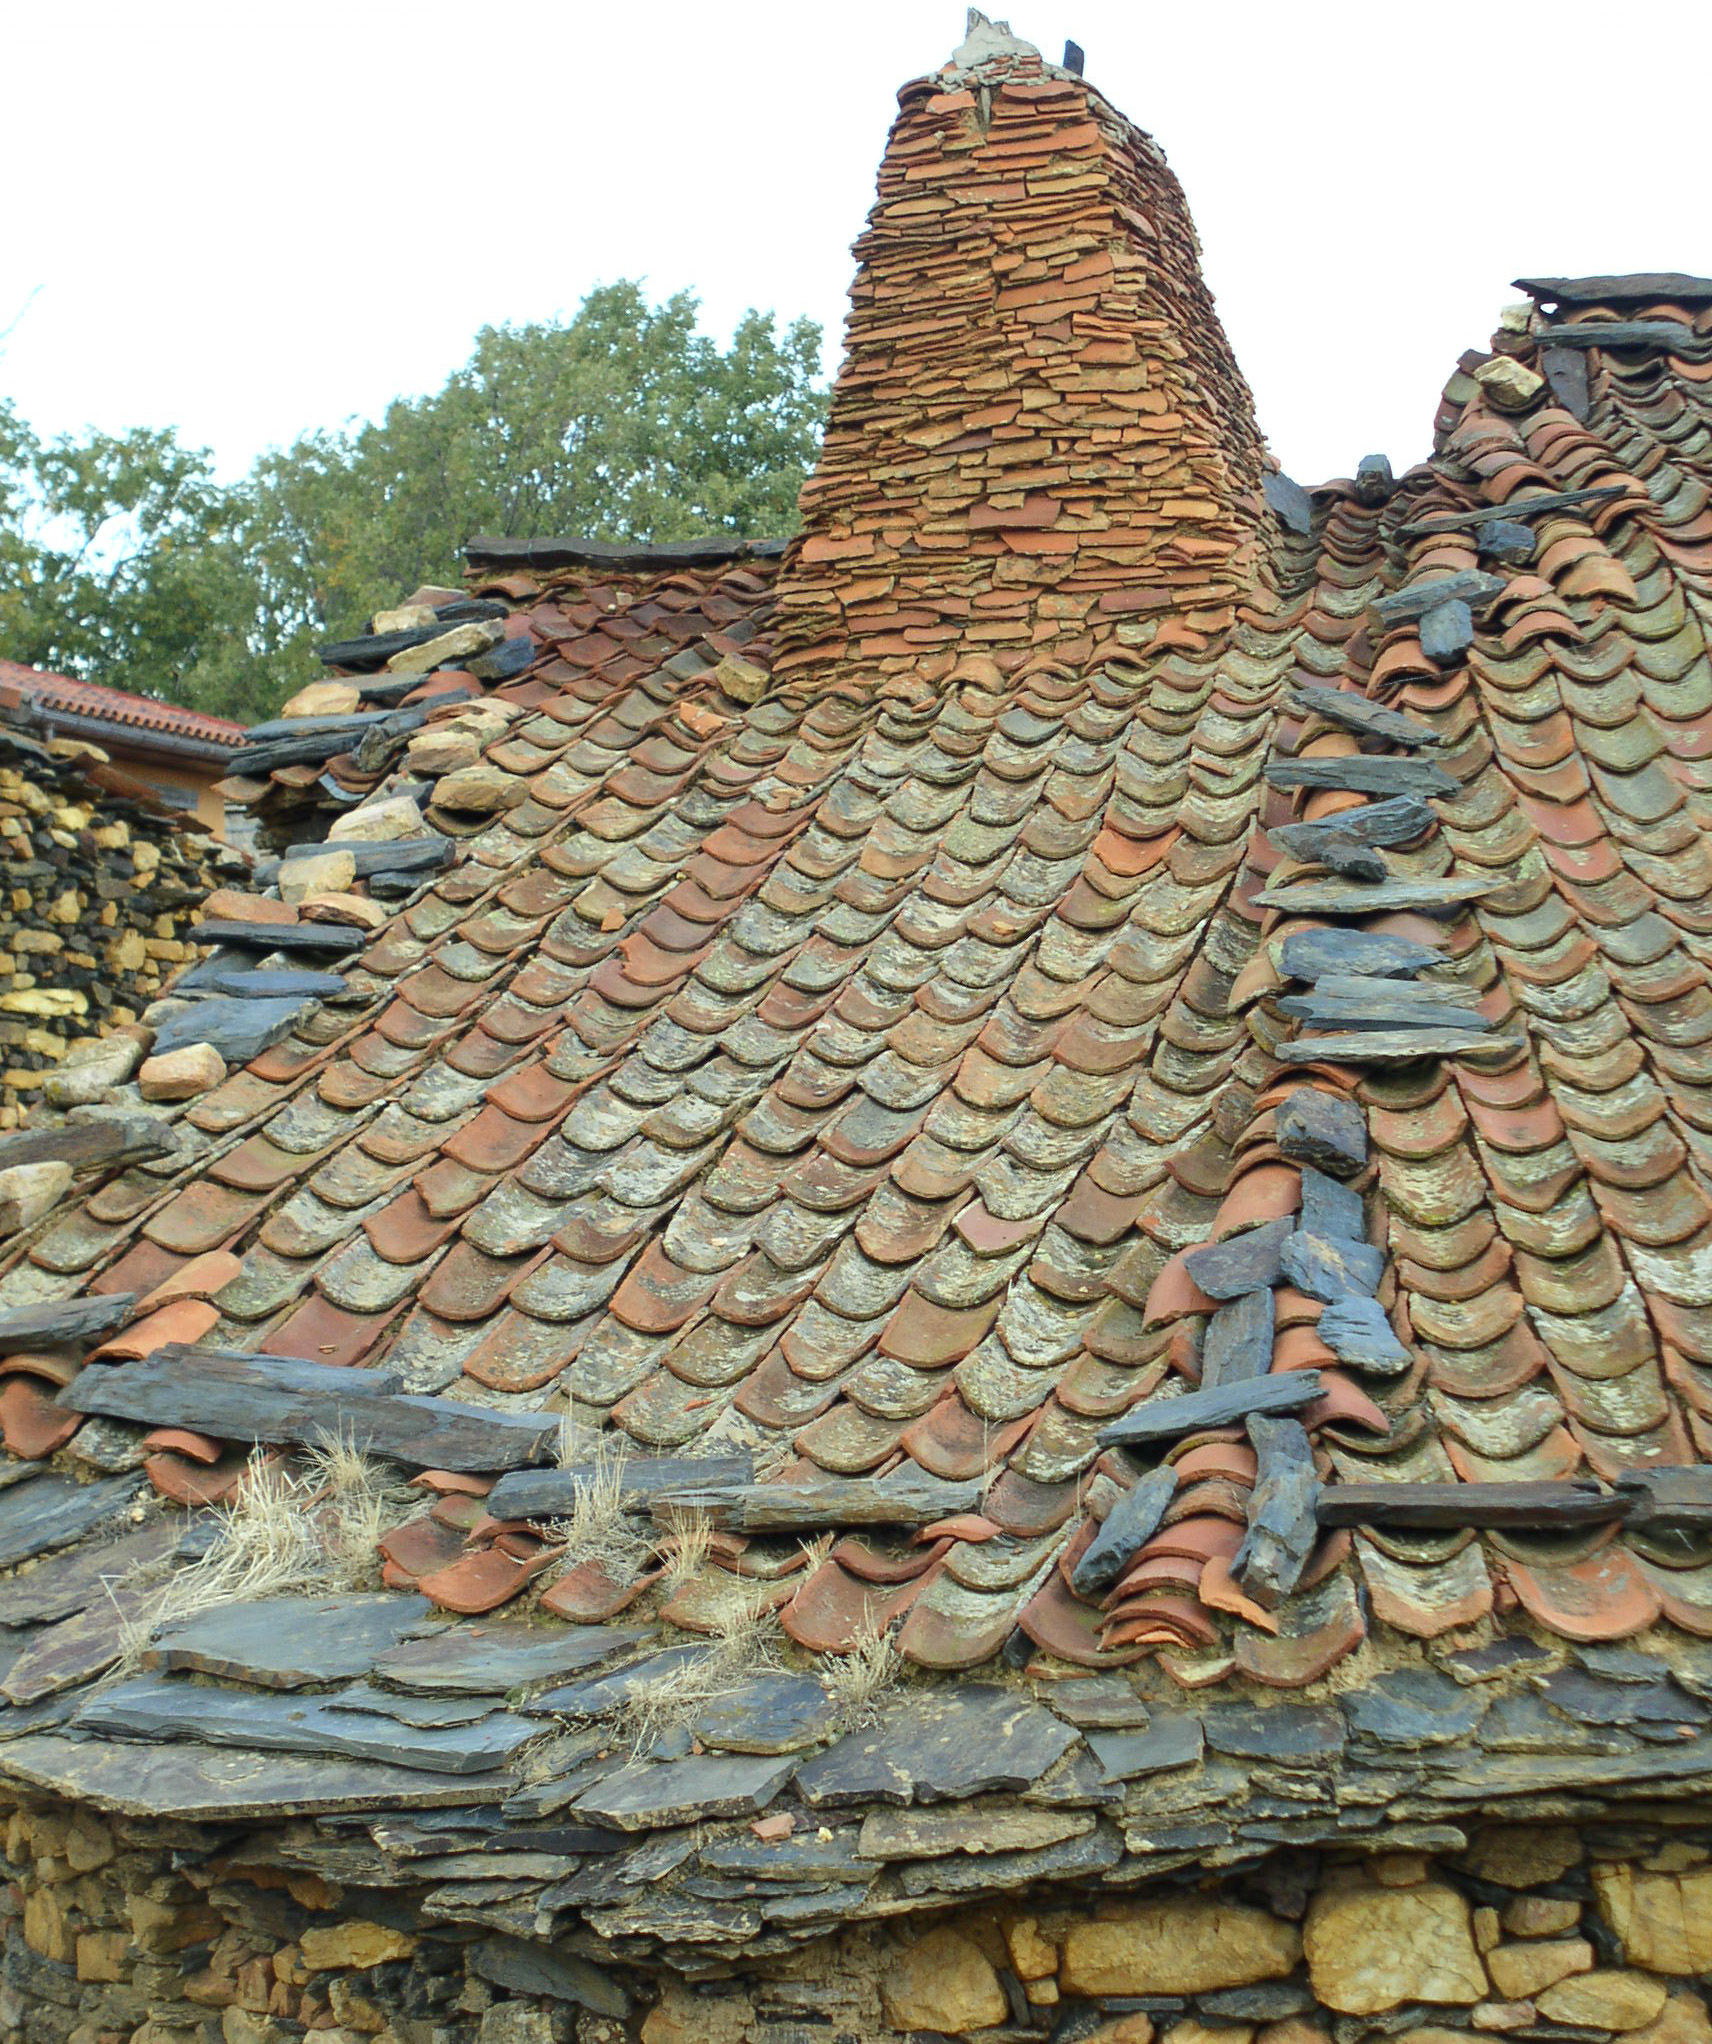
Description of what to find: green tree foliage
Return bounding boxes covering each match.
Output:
[0,286,825,724]
[0,399,283,722]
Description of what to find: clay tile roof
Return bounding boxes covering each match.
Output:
[7,10,1712,1939]
[0,660,245,759]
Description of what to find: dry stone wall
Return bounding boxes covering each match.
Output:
[7,1792,1712,2044]
[0,728,237,1122]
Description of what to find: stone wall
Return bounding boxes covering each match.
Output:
[0,726,237,1122]
[5,1791,1711,2044]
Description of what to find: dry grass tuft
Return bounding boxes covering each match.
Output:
[541,1415,650,1586]
[302,1431,419,1580]
[657,1507,712,1597]
[618,1585,782,1753]
[114,1433,416,1670]
[821,1620,901,1732]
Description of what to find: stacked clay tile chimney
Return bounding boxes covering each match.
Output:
[773,12,1274,690]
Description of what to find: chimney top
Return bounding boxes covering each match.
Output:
[944,10,1041,76]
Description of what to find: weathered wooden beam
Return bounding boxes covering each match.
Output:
[234,707,431,778]
[1395,484,1632,536]
[1370,571,1505,629]
[61,1345,554,1473]
[1275,1028,1523,1066]
[1290,686,1439,750]
[353,631,533,699]
[1097,1371,1322,1449]
[315,604,508,671]
[464,535,787,573]
[1616,1468,1712,1529]
[488,1457,754,1523]
[1316,1481,1618,1529]
[1264,757,1458,800]
[645,1472,983,1531]
[0,1117,176,1175]
[0,1293,137,1351]
[1270,798,1437,861]
[241,710,402,745]
[1538,321,1697,351]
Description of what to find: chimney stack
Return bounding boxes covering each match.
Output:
[773,14,1269,695]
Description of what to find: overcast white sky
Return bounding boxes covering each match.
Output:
[5,1,1708,495]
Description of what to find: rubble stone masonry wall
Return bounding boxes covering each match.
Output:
[7,1792,1712,2044]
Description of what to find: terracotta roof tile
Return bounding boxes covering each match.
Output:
[0,659,243,752]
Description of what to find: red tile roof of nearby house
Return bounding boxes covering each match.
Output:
[0,659,243,755]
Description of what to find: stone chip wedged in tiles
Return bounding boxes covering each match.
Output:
[1278,928,1442,982]
[1316,1295,1413,1376]
[1201,1288,1276,1388]
[1298,1166,1365,1243]
[1183,1216,1295,1299]
[1070,1465,1178,1596]
[1276,1089,1368,1176]
[1279,1230,1386,1304]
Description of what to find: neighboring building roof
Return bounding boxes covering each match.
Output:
[5,11,1712,1955]
[0,659,244,762]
